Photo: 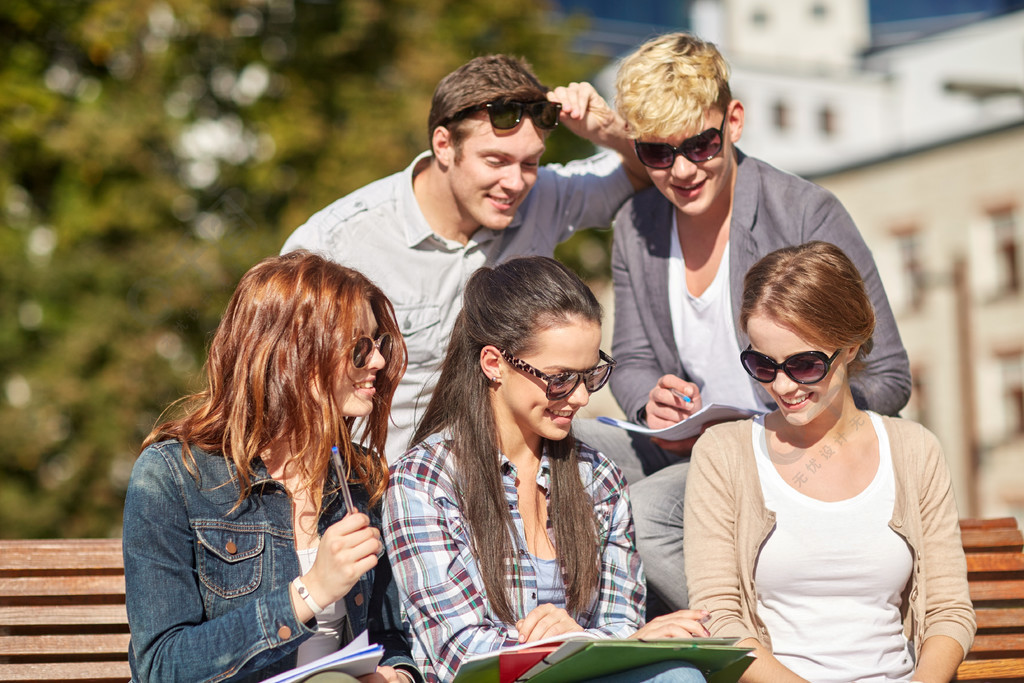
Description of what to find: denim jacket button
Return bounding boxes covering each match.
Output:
[354,593,364,606]
[277,625,291,640]
[225,541,238,554]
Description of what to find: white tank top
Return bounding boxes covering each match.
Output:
[667,219,772,412]
[295,546,351,666]
[752,412,914,682]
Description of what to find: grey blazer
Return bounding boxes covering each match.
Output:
[609,151,911,422]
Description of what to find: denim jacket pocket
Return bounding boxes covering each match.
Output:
[195,523,265,599]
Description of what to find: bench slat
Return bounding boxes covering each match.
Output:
[970,580,1024,602]
[976,608,1024,630]
[0,661,131,682]
[0,633,131,657]
[961,518,1021,531]
[961,528,1024,552]
[0,605,128,627]
[0,575,126,598]
[968,552,1024,573]
[0,539,123,572]
[970,633,1024,655]
[956,657,1024,679]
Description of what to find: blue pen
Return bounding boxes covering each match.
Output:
[331,446,356,514]
[671,388,692,403]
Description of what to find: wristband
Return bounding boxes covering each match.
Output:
[292,576,325,615]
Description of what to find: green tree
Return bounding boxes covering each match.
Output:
[0,0,603,538]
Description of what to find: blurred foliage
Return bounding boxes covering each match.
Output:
[0,0,611,538]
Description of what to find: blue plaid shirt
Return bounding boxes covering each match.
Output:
[383,432,646,683]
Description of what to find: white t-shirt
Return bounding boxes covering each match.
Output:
[667,218,772,412]
[295,546,351,666]
[752,412,915,682]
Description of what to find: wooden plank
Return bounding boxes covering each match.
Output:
[0,661,131,682]
[968,553,1024,573]
[961,528,1024,552]
[969,579,1024,602]
[970,633,1024,655]
[956,657,1024,679]
[0,540,123,572]
[0,633,130,657]
[0,605,128,627]
[976,608,1024,630]
[961,518,1021,531]
[0,575,125,598]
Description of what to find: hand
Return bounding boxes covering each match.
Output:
[359,665,408,683]
[302,512,381,610]
[630,609,710,639]
[644,375,702,430]
[516,603,585,643]
[546,82,620,144]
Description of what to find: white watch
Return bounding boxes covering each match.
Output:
[292,576,325,615]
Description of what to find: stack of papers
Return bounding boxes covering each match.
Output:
[262,631,383,683]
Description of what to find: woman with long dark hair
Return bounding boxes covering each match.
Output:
[684,242,975,682]
[123,251,420,683]
[384,256,708,683]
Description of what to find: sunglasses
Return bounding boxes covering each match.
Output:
[740,347,842,385]
[351,333,393,369]
[451,99,562,131]
[499,349,616,400]
[633,112,728,169]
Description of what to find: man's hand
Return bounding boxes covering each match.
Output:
[644,376,702,456]
[546,82,650,190]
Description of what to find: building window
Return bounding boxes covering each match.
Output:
[896,230,925,311]
[772,100,789,131]
[991,208,1021,295]
[819,105,835,136]
[811,2,829,20]
[752,7,770,27]
[999,352,1024,436]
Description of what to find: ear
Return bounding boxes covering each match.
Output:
[432,125,455,168]
[726,99,744,144]
[480,345,503,384]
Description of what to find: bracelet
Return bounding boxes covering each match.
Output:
[394,668,416,683]
[292,576,325,616]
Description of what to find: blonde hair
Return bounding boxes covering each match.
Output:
[616,32,732,140]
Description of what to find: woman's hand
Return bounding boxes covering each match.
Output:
[358,665,409,683]
[629,610,710,639]
[301,512,381,611]
[516,604,585,643]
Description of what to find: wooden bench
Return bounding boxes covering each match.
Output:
[957,517,1024,681]
[0,538,130,682]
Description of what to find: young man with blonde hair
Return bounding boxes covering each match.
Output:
[576,33,911,615]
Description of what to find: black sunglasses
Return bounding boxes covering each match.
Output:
[450,99,562,131]
[633,112,728,169]
[352,333,393,369]
[740,346,842,385]
[499,349,616,400]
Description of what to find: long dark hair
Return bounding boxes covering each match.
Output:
[144,251,407,507]
[413,256,601,623]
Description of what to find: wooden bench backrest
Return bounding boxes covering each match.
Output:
[956,517,1024,681]
[0,538,130,682]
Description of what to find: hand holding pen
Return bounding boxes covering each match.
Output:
[331,445,356,515]
[644,375,702,430]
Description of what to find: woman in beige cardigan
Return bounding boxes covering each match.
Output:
[684,241,975,682]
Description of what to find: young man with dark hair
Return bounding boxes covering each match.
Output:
[283,55,647,460]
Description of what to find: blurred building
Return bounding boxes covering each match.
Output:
[564,0,1024,518]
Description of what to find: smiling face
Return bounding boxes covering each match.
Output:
[434,114,546,240]
[643,101,743,223]
[485,318,602,455]
[336,303,387,418]
[745,312,857,433]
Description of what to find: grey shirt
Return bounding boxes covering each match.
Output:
[282,150,633,460]
[610,150,912,422]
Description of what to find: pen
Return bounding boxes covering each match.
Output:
[671,388,692,403]
[330,445,356,515]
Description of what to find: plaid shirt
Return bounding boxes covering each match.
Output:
[383,432,646,683]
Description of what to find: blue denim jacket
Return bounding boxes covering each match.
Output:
[123,440,417,683]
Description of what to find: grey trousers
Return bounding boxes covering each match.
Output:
[574,418,691,616]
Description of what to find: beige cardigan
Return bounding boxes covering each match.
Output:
[683,415,976,663]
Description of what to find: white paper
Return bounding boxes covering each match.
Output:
[597,403,762,442]
[261,630,383,683]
